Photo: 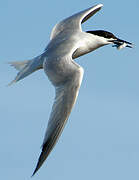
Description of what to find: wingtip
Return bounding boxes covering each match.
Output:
[31,161,41,177]
[92,3,103,11]
[96,3,103,8]
[31,169,37,177]
[31,155,42,177]
[99,3,103,6]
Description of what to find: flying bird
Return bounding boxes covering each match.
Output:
[9,4,132,176]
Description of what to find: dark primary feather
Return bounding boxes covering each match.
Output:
[32,67,83,176]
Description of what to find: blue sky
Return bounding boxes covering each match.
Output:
[0,0,139,180]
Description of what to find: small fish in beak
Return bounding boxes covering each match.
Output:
[112,38,133,50]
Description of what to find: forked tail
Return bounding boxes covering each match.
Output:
[8,55,44,85]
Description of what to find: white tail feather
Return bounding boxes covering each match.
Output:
[9,60,30,71]
[9,55,44,85]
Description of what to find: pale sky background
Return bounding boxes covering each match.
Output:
[0,0,139,180]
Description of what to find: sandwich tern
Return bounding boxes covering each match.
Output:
[9,4,132,175]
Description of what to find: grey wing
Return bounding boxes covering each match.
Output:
[32,65,84,176]
[50,4,103,40]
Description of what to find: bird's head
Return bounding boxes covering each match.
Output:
[86,30,133,49]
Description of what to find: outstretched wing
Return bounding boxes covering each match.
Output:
[50,4,103,40]
[32,62,84,176]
